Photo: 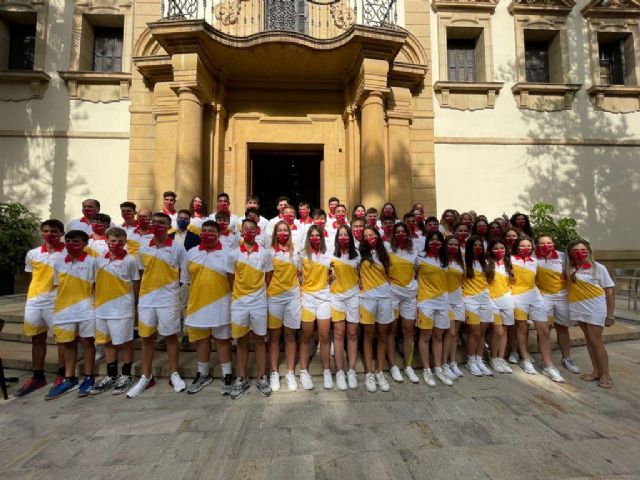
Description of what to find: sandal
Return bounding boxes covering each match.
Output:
[597,377,613,389]
[580,373,600,382]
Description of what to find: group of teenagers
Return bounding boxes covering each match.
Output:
[14,190,617,402]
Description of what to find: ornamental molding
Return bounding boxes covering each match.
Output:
[432,0,498,13]
[581,0,640,17]
[508,0,575,15]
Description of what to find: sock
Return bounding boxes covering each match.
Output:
[107,361,118,378]
[86,375,95,381]
[58,367,65,377]
[197,362,210,376]
[33,370,45,381]
[221,362,232,376]
[122,362,132,376]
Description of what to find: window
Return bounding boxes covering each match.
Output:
[525,41,549,83]
[599,40,625,85]
[448,39,476,82]
[8,23,35,70]
[522,29,562,83]
[93,27,123,72]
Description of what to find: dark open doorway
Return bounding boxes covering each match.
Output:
[250,148,322,219]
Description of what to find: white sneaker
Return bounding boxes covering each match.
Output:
[170,371,186,392]
[365,373,377,392]
[270,371,281,392]
[375,371,390,392]
[499,358,513,374]
[508,351,520,364]
[476,358,493,376]
[434,367,453,386]
[466,359,483,377]
[335,370,348,391]
[323,369,334,389]
[561,357,581,374]
[442,364,458,381]
[520,358,537,375]
[422,368,436,387]
[390,365,403,383]
[490,358,505,373]
[300,370,314,390]
[543,365,565,383]
[449,362,464,378]
[126,375,154,398]
[347,369,358,389]
[285,371,298,392]
[405,367,420,384]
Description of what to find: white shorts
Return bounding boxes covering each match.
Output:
[449,303,465,322]
[301,292,331,322]
[417,306,449,330]
[514,299,547,323]
[187,325,231,342]
[572,313,605,327]
[543,297,573,327]
[392,294,417,321]
[493,309,515,327]
[464,303,493,325]
[23,307,54,336]
[360,296,393,325]
[231,297,267,338]
[331,294,359,324]
[269,295,302,330]
[96,317,134,346]
[138,305,180,337]
[53,319,95,344]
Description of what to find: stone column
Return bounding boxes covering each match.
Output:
[360,90,387,208]
[174,86,203,203]
[387,86,413,215]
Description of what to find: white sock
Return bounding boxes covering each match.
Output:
[300,369,308,374]
[323,369,331,375]
[197,362,209,376]
[221,362,232,376]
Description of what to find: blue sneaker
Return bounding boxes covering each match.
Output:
[77,376,96,397]
[45,378,79,400]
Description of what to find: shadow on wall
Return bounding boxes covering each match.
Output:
[0,0,89,221]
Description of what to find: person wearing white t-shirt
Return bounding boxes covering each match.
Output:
[67,198,101,235]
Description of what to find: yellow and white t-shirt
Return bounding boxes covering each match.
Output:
[181,242,231,327]
[488,262,514,310]
[511,256,544,305]
[267,248,300,300]
[86,237,108,258]
[568,262,614,318]
[66,217,93,236]
[446,261,464,305]
[534,250,567,300]
[53,253,96,323]
[416,254,449,309]
[226,243,270,305]
[388,247,418,299]
[187,217,207,235]
[25,244,66,310]
[461,260,491,305]
[359,252,390,300]
[126,228,153,259]
[210,212,240,234]
[137,238,186,308]
[95,251,140,319]
[300,250,332,301]
[330,252,360,300]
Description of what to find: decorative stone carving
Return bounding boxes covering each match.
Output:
[431,0,498,13]
[581,0,640,16]
[508,0,575,14]
[511,82,581,111]
[434,81,504,110]
[215,0,243,26]
[330,0,356,29]
[0,71,50,102]
[59,72,132,103]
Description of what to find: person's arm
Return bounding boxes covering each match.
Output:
[227,273,235,290]
[605,287,615,326]
[265,271,273,287]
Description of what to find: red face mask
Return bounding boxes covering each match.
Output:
[445,216,455,226]
[122,211,134,221]
[200,231,218,244]
[338,237,350,249]
[476,225,488,236]
[65,242,85,256]
[446,246,459,256]
[505,237,517,247]
[383,224,394,236]
[313,220,325,230]
[217,221,229,232]
[309,237,321,250]
[571,250,589,263]
[242,231,257,244]
[367,217,377,227]
[193,203,203,213]
[163,200,175,212]
[490,227,502,237]
[456,232,468,243]
[92,224,107,236]
[493,250,506,261]
[515,217,526,227]
[283,213,295,225]
[108,240,125,255]
[355,211,365,219]
[366,236,378,248]
[353,229,363,241]
[473,246,484,258]
[518,247,533,257]
[415,214,424,224]
[82,207,96,219]
[217,202,230,213]
[299,208,309,218]
[43,233,61,245]
[336,214,346,224]
[329,205,337,215]
[538,244,554,256]
[395,232,408,246]
[428,241,442,254]
[151,224,169,235]
[137,217,150,229]
[276,232,289,245]
[383,208,393,217]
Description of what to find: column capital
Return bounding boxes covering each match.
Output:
[386,86,413,123]
[353,57,390,107]
[169,52,215,104]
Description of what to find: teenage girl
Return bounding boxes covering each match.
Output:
[188,195,208,234]
[440,209,458,236]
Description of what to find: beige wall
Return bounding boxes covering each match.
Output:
[431,0,640,251]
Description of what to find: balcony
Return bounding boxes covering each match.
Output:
[160,0,399,39]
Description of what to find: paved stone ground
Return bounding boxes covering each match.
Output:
[2,341,640,480]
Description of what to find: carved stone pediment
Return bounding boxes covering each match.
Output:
[581,0,640,17]
[431,0,498,13]
[508,0,576,15]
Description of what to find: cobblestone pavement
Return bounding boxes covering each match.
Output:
[1,341,640,480]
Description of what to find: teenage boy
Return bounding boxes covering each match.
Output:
[181,220,234,394]
[297,201,313,239]
[404,212,425,253]
[126,208,153,259]
[380,216,395,243]
[245,208,269,248]
[327,203,349,244]
[171,209,201,251]
[87,213,111,257]
[365,207,379,229]
[120,201,138,234]
[327,197,340,221]
[226,218,272,399]
[67,198,101,235]
[14,220,67,397]
[45,230,97,400]
[162,191,178,228]
[210,193,239,234]
[281,204,303,251]
[312,209,330,240]
[127,212,187,398]
[240,195,268,233]
[215,210,239,249]
[351,217,365,248]
[425,216,441,235]
[267,196,290,233]
[90,227,140,395]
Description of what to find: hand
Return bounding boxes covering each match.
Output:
[605,316,615,327]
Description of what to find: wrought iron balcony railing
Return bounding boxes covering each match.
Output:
[161,0,398,39]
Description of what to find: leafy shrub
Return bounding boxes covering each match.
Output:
[529,202,583,251]
[0,202,41,274]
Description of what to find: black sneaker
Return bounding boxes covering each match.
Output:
[112,375,133,395]
[220,374,234,396]
[230,378,250,400]
[256,375,272,397]
[89,376,117,395]
[187,372,213,394]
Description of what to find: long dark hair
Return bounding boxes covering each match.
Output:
[512,235,534,257]
[486,238,514,284]
[390,222,413,253]
[333,225,358,260]
[472,218,490,241]
[445,235,464,270]
[304,224,326,258]
[420,231,449,268]
[189,196,208,217]
[359,226,390,273]
[464,235,487,279]
[381,202,397,221]
[510,212,533,238]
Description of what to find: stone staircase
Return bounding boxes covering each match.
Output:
[2,294,640,379]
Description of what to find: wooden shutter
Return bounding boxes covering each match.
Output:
[8,25,36,70]
[447,39,476,82]
[93,27,123,72]
[525,42,549,83]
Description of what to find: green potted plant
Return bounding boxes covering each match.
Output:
[0,202,41,295]
[529,202,583,251]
